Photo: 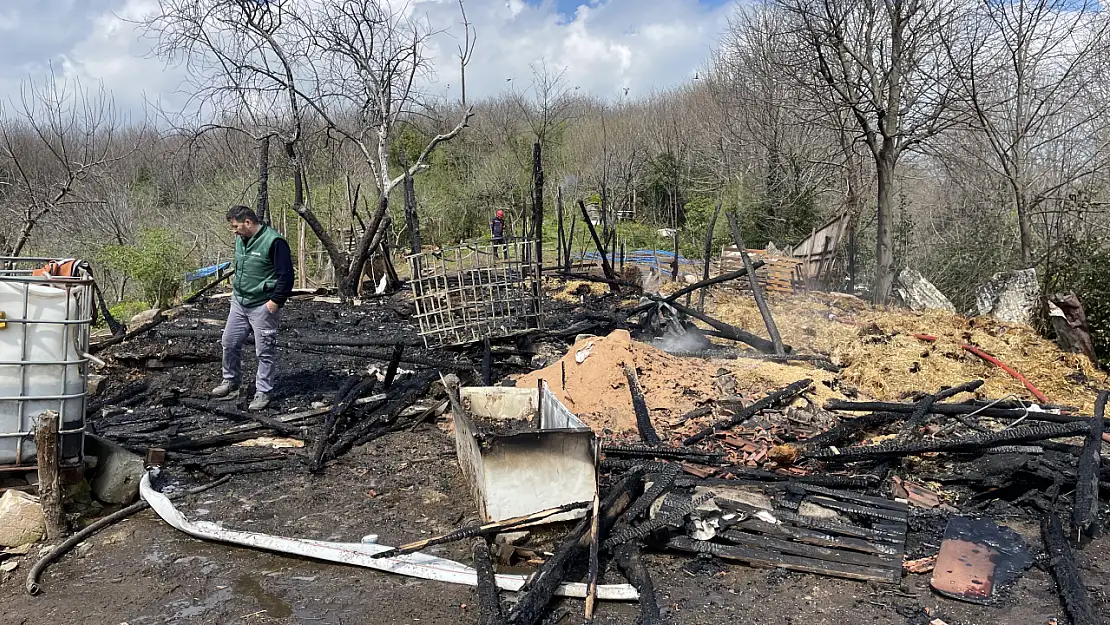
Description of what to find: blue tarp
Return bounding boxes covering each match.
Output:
[185,261,231,282]
[575,249,700,272]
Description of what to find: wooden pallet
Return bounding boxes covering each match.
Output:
[720,247,808,295]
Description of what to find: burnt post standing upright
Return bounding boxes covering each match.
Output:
[532,142,544,269]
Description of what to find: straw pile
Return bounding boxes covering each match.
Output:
[544,277,610,302]
[706,291,1104,413]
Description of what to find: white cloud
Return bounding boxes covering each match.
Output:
[0,0,738,116]
[0,9,20,31]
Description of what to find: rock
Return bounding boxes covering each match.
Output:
[0,490,45,547]
[86,434,145,505]
[976,269,1038,325]
[87,374,107,397]
[130,308,162,327]
[893,268,956,313]
[683,274,698,284]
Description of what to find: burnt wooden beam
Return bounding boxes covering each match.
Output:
[323,372,436,463]
[667,536,899,583]
[1072,390,1106,540]
[628,266,766,317]
[473,536,506,625]
[725,211,784,354]
[730,518,894,556]
[577,200,618,288]
[810,422,1091,463]
[382,344,404,390]
[602,443,722,463]
[179,398,307,437]
[612,542,663,625]
[664,299,782,354]
[826,399,1097,425]
[309,376,375,473]
[506,468,643,625]
[897,380,984,443]
[623,365,661,446]
[1042,513,1099,625]
[35,412,65,539]
[372,502,589,560]
[684,379,811,446]
[717,529,898,569]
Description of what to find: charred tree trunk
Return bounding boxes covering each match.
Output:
[556,186,564,270]
[873,149,896,305]
[345,194,391,297]
[257,135,271,225]
[532,142,544,267]
[404,170,421,256]
[698,201,722,311]
[283,140,348,296]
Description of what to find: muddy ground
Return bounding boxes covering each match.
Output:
[0,290,1107,624]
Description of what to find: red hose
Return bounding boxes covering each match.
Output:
[913,333,938,342]
[960,344,1049,404]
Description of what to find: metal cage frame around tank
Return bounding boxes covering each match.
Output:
[0,257,94,470]
[406,239,543,348]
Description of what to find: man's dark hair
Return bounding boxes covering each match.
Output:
[227,205,259,223]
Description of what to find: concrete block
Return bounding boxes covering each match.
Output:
[0,490,45,548]
[87,374,107,397]
[87,434,145,505]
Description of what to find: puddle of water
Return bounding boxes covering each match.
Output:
[169,585,233,620]
[233,574,294,618]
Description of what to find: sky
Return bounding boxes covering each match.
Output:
[0,0,740,117]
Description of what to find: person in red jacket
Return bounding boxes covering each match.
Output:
[490,209,505,258]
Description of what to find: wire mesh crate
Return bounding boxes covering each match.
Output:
[0,258,94,468]
[407,239,543,348]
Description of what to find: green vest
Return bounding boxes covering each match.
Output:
[233,225,284,308]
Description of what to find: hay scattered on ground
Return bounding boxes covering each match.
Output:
[707,291,1104,413]
[544,278,610,302]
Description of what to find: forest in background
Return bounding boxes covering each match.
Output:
[3,0,1110,360]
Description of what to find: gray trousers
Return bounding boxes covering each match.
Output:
[221,298,281,393]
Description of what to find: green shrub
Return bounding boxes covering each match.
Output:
[99,229,193,309]
[105,300,151,326]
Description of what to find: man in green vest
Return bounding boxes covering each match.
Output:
[211,205,294,410]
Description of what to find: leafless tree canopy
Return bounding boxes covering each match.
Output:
[4,0,1110,352]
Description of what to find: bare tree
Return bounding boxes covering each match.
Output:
[457,0,476,107]
[0,74,122,257]
[141,0,472,297]
[950,0,1110,267]
[773,0,965,304]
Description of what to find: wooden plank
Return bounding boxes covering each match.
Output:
[795,484,910,513]
[718,530,899,569]
[805,495,909,522]
[732,518,901,556]
[667,537,900,583]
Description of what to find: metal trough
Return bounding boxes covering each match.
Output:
[453,384,596,524]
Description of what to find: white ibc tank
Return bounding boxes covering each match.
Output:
[0,280,85,464]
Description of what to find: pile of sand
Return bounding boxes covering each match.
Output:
[707,291,1104,413]
[513,329,838,438]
